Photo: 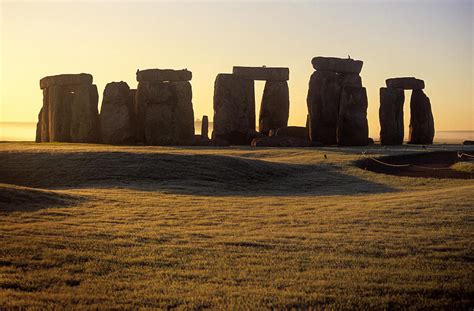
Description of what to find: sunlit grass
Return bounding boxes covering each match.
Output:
[0,142,473,309]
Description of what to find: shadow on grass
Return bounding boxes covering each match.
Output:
[0,151,394,197]
[0,184,82,213]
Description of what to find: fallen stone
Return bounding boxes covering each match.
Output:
[40,73,93,89]
[386,77,425,90]
[463,140,474,145]
[408,89,434,144]
[307,70,341,145]
[379,87,405,145]
[251,136,311,147]
[259,81,289,135]
[337,86,369,146]
[233,66,289,81]
[212,74,255,145]
[273,126,307,140]
[311,57,363,74]
[201,115,209,139]
[136,69,192,82]
[100,82,136,144]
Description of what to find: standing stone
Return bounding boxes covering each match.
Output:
[69,84,100,143]
[100,82,136,144]
[201,115,209,139]
[172,81,194,143]
[408,89,434,144]
[37,73,99,143]
[136,80,194,145]
[259,81,289,135]
[35,108,43,143]
[337,86,369,146]
[48,85,73,142]
[212,74,255,145]
[379,87,404,145]
[307,71,341,145]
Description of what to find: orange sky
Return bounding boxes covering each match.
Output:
[1,1,472,135]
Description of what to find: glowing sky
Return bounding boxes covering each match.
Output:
[1,0,472,135]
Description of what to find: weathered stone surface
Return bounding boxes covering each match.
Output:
[408,89,434,144]
[379,87,405,145]
[136,81,194,145]
[337,86,369,146]
[201,115,209,139]
[40,73,93,89]
[273,126,308,140]
[136,69,192,82]
[212,74,255,145]
[69,84,100,143]
[311,57,363,74]
[232,66,289,81]
[463,140,474,145]
[100,82,136,144]
[340,73,362,87]
[35,108,43,143]
[307,71,341,145]
[35,88,50,142]
[47,85,73,142]
[386,77,424,90]
[259,81,289,135]
[251,136,311,147]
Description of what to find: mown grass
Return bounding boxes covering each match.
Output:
[0,142,473,309]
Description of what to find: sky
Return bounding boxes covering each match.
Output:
[0,0,473,135]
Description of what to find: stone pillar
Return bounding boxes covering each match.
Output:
[212,74,255,145]
[201,115,209,139]
[307,70,341,145]
[408,89,434,144]
[379,87,404,145]
[36,73,99,143]
[100,82,136,144]
[135,69,194,145]
[337,86,369,146]
[259,81,289,135]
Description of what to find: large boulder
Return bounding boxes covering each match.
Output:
[251,136,311,147]
[40,73,93,89]
[136,81,194,145]
[337,86,369,146]
[408,89,434,144]
[259,81,289,135]
[212,74,255,145]
[311,57,363,74]
[307,70,341,145]
[273,126,307,140]
[136,69,192,82]
[386,77,424,90]
[379,87,405,145]
[100,82,136,144]
[232,66,289,81]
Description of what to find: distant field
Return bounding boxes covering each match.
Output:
[0,142,473,309]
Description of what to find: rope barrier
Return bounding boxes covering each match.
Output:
[360,151,474,171]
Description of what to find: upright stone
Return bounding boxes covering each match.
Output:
[259,81,289,135]
[379,87,404,145]
[39,88,50,142]
[35,108,43,143]
[201,115,209,139]
[172,81,195,143]
[307,71,341,145]
[69,84,100,143]
[100,82,136,144]
[408,89,434,144]
[337,86,369,146]
[212,74,255,145]
[48,85,73,142]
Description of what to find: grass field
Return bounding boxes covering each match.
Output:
[0,142,473,309]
